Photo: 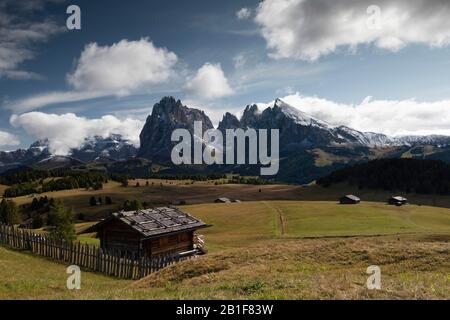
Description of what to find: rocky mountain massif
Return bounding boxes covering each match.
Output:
[0,135,138,173]
[135,97,450,182]
[138,97,213,162]
[2,96,450,183]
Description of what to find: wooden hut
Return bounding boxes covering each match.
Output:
[85,206,209,258]
[339,195,361,204]
[388,196,407,206]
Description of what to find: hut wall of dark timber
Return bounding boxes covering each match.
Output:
[97,221,195,256]
[144,231,194,256]
[339,195,361,204]
[388,196,407,206]
[98,219,140,253]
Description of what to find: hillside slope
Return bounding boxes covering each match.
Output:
[1,237,448,299]
[0,200,449,299]
[318,158,450,195]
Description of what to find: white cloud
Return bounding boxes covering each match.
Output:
[184,63,234,99]
[6,38,178,112]
[8,91,106,113]
[255,0,450,60]
[0,1,62,79]
[0,130,20,148]
[274,92,450,136]
[67,39,178,94]
[236,8,252,20]
[10,112,144,155]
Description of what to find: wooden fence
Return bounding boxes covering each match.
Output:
[0,224,191,280]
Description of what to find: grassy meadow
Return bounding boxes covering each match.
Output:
[2,178,450,222]
[0,197,449,299]
[0,178,449,299]
[182,201,450,251]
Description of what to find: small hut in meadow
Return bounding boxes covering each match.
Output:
[388,196,407,206]
[339,195,361,204]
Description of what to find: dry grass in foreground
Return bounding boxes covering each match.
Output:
[0,237,448,299]
[131,237,450,300]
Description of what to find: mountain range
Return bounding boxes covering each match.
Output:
[2,96,450,182]
[0,135,138,173]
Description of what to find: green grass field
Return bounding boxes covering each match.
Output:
[181,201,450,251]
[0,180,306,221]
[3,178,450,225]
[0,200,449,299]
[0,246,132,300]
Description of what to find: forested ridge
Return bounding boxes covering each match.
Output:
[317,158,450,195]
[1,167,110,198]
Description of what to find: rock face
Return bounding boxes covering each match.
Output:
[232,99,392,154]
[137,97,450,168]
[138,97,214,162]
[234,99,408,151]
[71,135,138,162]
[217,112,241,133]
[0,139,51,166]
[395,135,450,147]
[0,149,29,165]
[0,135,137,170]
[240,104,260,128]
[256,99,342,152]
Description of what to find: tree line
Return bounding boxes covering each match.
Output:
[227,176,272,185]
[0,167,73,185]
[3,171,108,198]
[1,196,76,242]
[146,173,227,181]
[3,182,38,198]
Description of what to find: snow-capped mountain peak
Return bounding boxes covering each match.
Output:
[71,135,138,162]
[273,98,332,129]
[270,99,409,147]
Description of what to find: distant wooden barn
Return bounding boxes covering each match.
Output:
[388,196,407,206]
[215,197,231,203]
[339,195,361,204]
[85,206,209,258]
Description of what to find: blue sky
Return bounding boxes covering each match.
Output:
[2,0,450,152]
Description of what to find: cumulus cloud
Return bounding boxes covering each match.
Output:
[255,0,450,60]
[0,0,63,79]
[0,130,20,148]
[184,63,234,99]
[273,93,450,136]
[67,39,178,95]
[236,7,252,20]
[10,112,144,155]
[6,38,178,112]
